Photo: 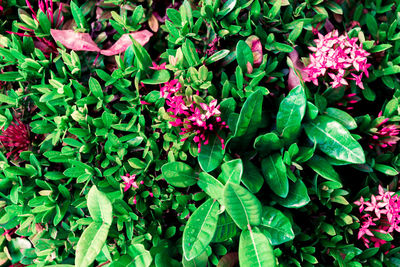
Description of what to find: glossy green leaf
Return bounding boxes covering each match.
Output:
[261,154,288,198]
[304,115,365,164]
[220,159,243,184]
[142,70,171,84]
[223,182,261,230]
[260,206,294,245]
[127,244,153,267]
[132,38,152,71]
[236,40,253,72]
[87,185,113,225]
[183,199,220,261]
[276,85,306,141]
[75,222,110,267]
[183,39,200,66]
[198,172,224,203]
[241,160,264,193]
[161,161,197,187]
[239,227,276,267]
[325,108,357,130]
[254,132,283,155]
[233,89,263,146]
[70,1,88,29]
[198,134,224,172]
[182,250,208,267]
[212,212,238,243]
[275,179,310,208]
[89,77,104,99]
[205,49,230,64]
[306,155,341,183]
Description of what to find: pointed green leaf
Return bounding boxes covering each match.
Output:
[236,40,253,72]
[275,179,310,208]
[198,172,224,203]
[87,186,113,225]
[220,159,243,184]
[212,212,238,243]
[161,162,197,187]
[261,154,288,198]
[260,206,294,245]
[198,134,224,172]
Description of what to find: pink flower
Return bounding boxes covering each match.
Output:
[121,174,139,192]
[150,62,167,70]
[0,119,30,160]
[369,114,400,150]
[303,30,370,89]
[160,79,181,99]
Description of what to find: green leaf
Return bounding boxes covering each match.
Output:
[369,44,392,53]
[70,1,88,29]
[306,155,341,183]
[183,199,220,261]
[304,115,365,164]
[374,164,398,176]
[142,70,171,84]
[325,108,357,130]
[239,227,276,267]
[241,160,264,194]
[87,186,113,225]
[182,250,208,267]
[132,38,152,71]
[220,159,243,184]
[275,179,310,208]
[373,231,393,241]
[259,206,294,245]
[212,212,238,243]
[128,244,153,267]
[223,182,262,230]
[233,89,263,146]
[267,0,281,18]
[205,49,230,64]
[38,11,51,34]
[198,172,224,203]
[0,72,24,81]
[167,8,182,26]
[89,77,104,99]
[276,85,306,141]
[161,162,197,187]
[254,132,283,155]
[182,39,200,66]
[198,134,224,172]
[261,154,288,198]
[75,222,110,267]
[217,0,237,18]
[236,40,253,72]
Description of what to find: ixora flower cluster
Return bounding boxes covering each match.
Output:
[355,186,400,248]
[304,30,371,89]
[369,112,400,150]
[0,119,30,160]
[160,79,228,153]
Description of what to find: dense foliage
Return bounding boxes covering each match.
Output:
[1,0,400,266]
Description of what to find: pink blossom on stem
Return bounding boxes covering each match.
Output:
[150,62,167,70]
[121,173,139,192]
[303,30,370,89]
[368,114,400,150]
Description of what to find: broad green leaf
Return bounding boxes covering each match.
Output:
[167,8,182,25]
[260,206,294,245]
[89,77,104,99]
[236,40,253,72]
[183,199,220,260]
[182,39,200,66]
[198,134,224,172]
[254,132,283,155]
[182,250,208,267]
[261,154,288,198]
[223,182,262,230]
[325,108,357,130]
[212,212,238,243]
[142,70,171,84]
[239,227,276,267]
[75,222,110,267]
[306,155,341,183]
[233,89,263,146]
[304,115,365,164]
[217,0,237,18]
[161,162,197,187]
[128,244,153,267]
[275,179,310,208]
[87,185,113,225]
[220,159,243,184]
[198,172,224,203]
[276,85,306,141]
[242,160,264,194]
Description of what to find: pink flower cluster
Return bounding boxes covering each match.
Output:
[304,30,371,89]
[160,79,228,153]
[355,185,400,248]
[121,174,153,204]
[369,112,400,149]
[0,119,30,160]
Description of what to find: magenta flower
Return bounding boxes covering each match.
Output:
[303,30,370,89]
[369,113,400,150]
[150,62,167,70]
[160,79,181,98]
[355,185,400,248]
[0,119,30,160]
[121,174,139,192]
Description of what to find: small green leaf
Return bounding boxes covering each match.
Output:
[182,39,200,66]
[70,1,88,29]
[161,162,197,187]
[142,70,171,84]
[275,179,310,208]
[89,77,104,99]
[261,154,288,198]
[306,155,341,183]
[236,40,253,72]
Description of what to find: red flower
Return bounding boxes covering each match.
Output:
[0,119,30,160]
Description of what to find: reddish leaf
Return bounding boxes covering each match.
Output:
[50,29,100,52]
[100,30,153,56]
[246,36,263,67]
[217,252,239,267]
[288,49,308,90]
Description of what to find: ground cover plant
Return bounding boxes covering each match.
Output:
[1,0,400,266]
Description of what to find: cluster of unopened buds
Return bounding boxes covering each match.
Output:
[369,112,400,150]
[121,173,153,204]
[0,119,30,160]
[160,79,228,153]
[304,30,371,89]
[355,185,400,248]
